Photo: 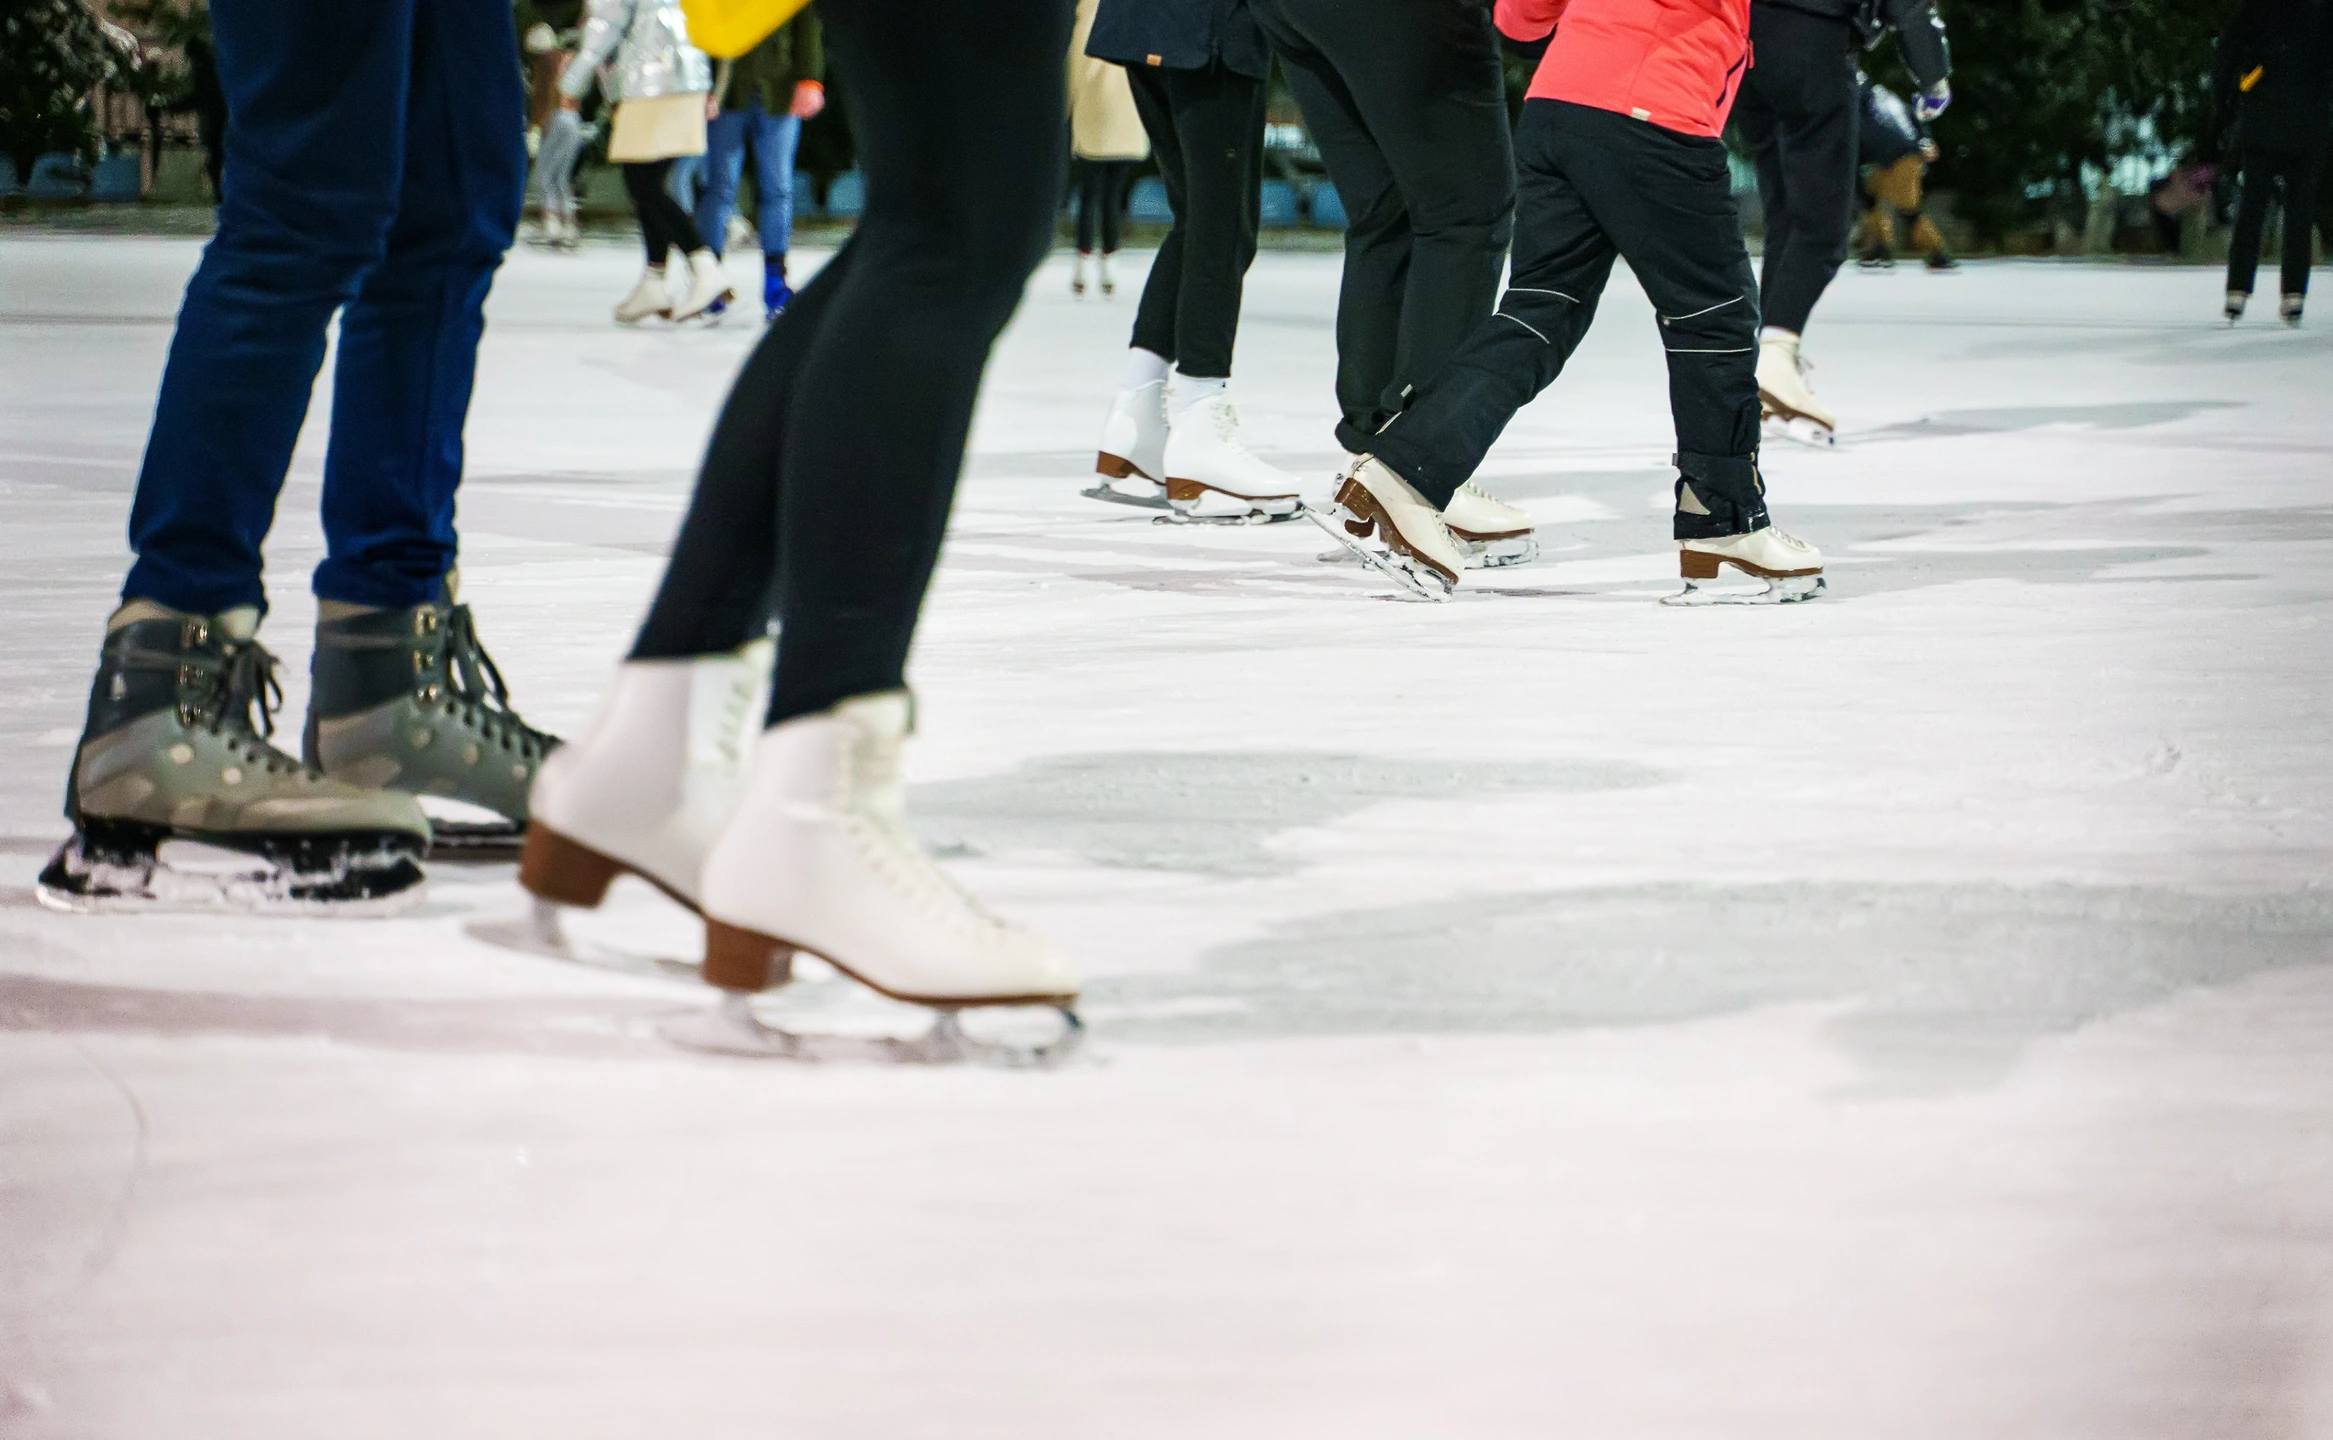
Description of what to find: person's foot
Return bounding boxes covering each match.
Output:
[2281,292,2305,327]
[1315,455,1465,596]
[522,639,771,913]
[697,691,1079,1007]
[1089,379,1169,506]
[614,266,672,325]
[1756,333,1837,444]
[668,249,735,323]
[1924,250,1959,271]
[1099,251,1117,296]
[2226,290,2250,325]
[41,603,429,912]
[1160,394,1303,521]
[1668,524,1826,605]
[305,580,559,852]
[1072,251,1090,297]
[762,252,792,320]
[1442,480,1538,569]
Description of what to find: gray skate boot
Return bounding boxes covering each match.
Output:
[304,583,559,857]
[39,603,431,913]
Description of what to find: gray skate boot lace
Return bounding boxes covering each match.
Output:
[425,606,557,764]
[174,624,305,776]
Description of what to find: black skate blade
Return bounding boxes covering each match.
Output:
[1302,504,1455,602]
[425,819,525,864]
[36,818,427,915]
[662,993,1085,1069]
[1080,481,1171,512]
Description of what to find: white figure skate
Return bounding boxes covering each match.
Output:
[1757,333,1838,447]
[1306,455,1464,601]
[492,641,771,979]
[1159,395,1303,524]
[1085,379,1169,510]
[614,266,674,325]
[668,249,735,323]
[1443,481,1539,568]
[1664,525,1827,606]
[683,691,1082,1066]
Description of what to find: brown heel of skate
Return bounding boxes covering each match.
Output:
[703,919,799,993]
[1680,549,1725,580]
[1164,477,1209,505]
[1095,451,1142,480]
[519,824,624,908]
[1334,478,1381,538]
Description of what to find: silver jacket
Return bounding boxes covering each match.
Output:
[560,0,712,103]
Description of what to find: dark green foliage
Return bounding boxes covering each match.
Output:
[0,0,137,183]
[1865,0,2238,244]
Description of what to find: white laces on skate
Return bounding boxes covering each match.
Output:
[1206,400,1261,457]
[1766,527,1814,554]
[841,730,1017,944]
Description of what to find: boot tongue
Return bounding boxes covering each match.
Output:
[214,606,261,642]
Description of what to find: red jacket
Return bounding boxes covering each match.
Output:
[1495,0,1752,140]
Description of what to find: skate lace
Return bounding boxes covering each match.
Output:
[433,607,556,762]
[1766,526,1813,553]
[1208,400,1259,457]
[181,640,304,776]
[846,730,1012,942]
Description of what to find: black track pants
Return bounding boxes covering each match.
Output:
[1732,5,1857,335]
[622,159,702,266]
[1249,0,1515,453]
[2228,147,2324,299]
[1368,100,1769,541]
[627,0,1070,724]
[1124,62,1266,379]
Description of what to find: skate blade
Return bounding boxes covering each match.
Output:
[663,993,1085,1069]
[425,818,525,863]
[1153,507,1303,527]
[1079,481,1170,512]
[35,830,428,917]
[1457,535,1540,570]
[465,899,701,985]
[1661,573,1827,607]
[1302,503,1455,602]
[1761,412,1837,449]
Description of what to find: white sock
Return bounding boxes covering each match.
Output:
[1121,348,1170,390]
[1760,326,1799,346]
[1169,370,1228,415]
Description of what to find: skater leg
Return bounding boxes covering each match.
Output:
[1368,102,1615,509]
[2226,152,2273,301]
[120,0,422,617]
[1123,64,1186,369]
[694,106,752,261]
[314,0,525,611]
[1742,5,1856,337]
[1156,65,1265,382]
[765,0,1066,722]
[2280,161,2317,304]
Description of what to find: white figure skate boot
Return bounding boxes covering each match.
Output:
[2281,293,2305,327]
[519,639,772,918]
[614,266,674,325]
[2225,290,2249,324]
[1086,379,1169,509]
[1161,394,1302,521]
[1667,524,1826,605]
[1072,252,1091,297]
[668,248,735,323]
[1442,481,1539,568]
[1308,455,1464,599]
[697,691,1079,1014]
[1098,253,1117,296]
[1757,333,1837,446]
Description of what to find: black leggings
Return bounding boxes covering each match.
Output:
[628,0,1069,724]
[1125,62,1266,379]
[623,158,702,265]
[2227,148,2322,299]
[1733,6,1858,335]
[1075,158,1132,254]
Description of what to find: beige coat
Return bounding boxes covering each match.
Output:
[1068,0,1149,161]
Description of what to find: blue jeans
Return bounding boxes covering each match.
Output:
[695,102,801,259]
[123,0,525,614]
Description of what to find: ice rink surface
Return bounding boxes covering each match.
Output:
[2,236,2331,1437]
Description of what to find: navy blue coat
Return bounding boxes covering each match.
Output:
[1086,0,1269,79]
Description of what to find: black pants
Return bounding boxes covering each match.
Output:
[1125,62,1266,379]
[2227,148,2324,299]
[1075,158,1133,253]
[1250,0,1515,453]
[1733,5,1858,335]
[1370,100,1768,541]
[628,0,1069,724]
[622,158,703,265]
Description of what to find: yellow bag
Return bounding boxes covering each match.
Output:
[681,0,812,59]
